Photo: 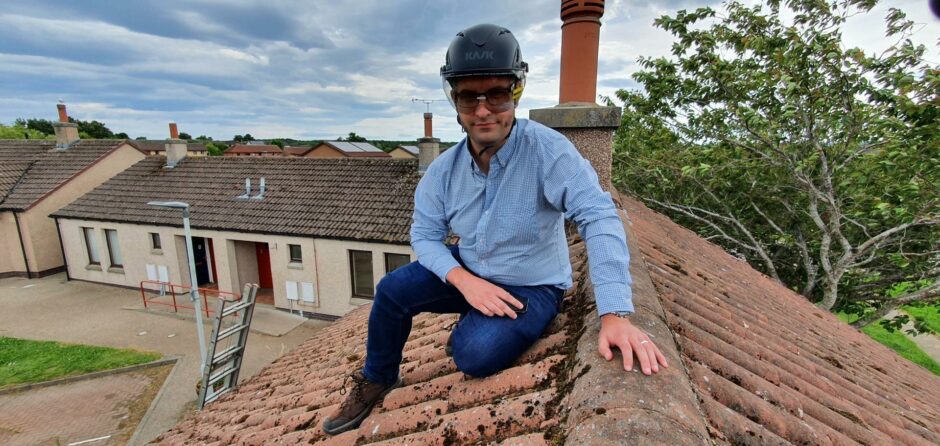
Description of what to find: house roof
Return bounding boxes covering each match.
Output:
[53,156,420,243]
[282,146,314,156]
[150,194,940,445]
[395,145,419,156]
[0,139,137,211]
[225,144,283,155]
[318,141,390,158]
[129,140,208,153]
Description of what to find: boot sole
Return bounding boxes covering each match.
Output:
[322,378,403,435]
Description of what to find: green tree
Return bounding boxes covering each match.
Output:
[269,139,284,149]
[0,123,53,139]
[67,118,114,138]
[205,141,227,156]
[612,0,939,328]
[342,132,367,142]
[178,132,192,140]
[15,118,55,135]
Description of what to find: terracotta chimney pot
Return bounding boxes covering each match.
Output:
[559,0,605,104]
[56,103,69,123]
[169,122,179,139]
[423,113,433,138]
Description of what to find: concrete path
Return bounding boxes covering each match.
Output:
[886,310,940,365]
[0,274,331,445]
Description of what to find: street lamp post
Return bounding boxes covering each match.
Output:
[147,200,208,371]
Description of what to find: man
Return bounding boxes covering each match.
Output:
[323,23,667,435]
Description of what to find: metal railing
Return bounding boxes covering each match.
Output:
[139,280,241,317]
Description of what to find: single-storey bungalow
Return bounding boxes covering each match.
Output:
[302,141,391,158]
[0,105,146,278]
[389,145,418,159]
[223,144,283,157]
[52,147,420,319]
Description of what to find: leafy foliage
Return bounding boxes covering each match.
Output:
[612,0,939,328]
[0,123,53,140]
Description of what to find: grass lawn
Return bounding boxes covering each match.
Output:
[836,313,940,376]
[901,304,940,334]
[0,337,161,389]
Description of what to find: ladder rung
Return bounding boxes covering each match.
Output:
[204,388,230,405]
[211,345,244,365]
[216,323,248,342]
[208,364,237,384]
[221,301,252,317]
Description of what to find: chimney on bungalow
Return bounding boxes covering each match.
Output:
[164,122,187,168]
[52,103,80,149]
[529,0,621,190]
[417,113,439,174]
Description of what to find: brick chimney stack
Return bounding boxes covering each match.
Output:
[559,0,604,104]
[529,0,621,190]
[52,103,80,149]
[164,122,187,168]
[417,113,440,174]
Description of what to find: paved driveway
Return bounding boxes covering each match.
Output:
[0,274,330,445]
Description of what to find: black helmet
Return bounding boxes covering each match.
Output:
[440,24,528,106]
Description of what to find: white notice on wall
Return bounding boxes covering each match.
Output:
[301,282,315,303]
[286,281,298,301]
[158,265,169,283]
[146,264,157,281]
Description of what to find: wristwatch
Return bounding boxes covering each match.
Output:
[607,311,634,318]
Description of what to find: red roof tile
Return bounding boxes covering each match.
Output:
[225,144,283,155]
[151,194,940,445]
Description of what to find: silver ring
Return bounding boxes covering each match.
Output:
[640,340,650,345]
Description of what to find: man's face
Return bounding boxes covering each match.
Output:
[452,76,516,152]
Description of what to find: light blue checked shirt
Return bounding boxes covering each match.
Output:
[411,118,633,316]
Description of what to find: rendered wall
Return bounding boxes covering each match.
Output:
[20,143,146,275]
[57,217,414,318]
[0,211,27,276]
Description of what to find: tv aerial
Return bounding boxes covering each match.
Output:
[411,98,444,113]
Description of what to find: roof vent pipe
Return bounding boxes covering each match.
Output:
[237,178,252,199]
[252,177,265,200]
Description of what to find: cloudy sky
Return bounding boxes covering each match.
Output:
[0,0,937,142]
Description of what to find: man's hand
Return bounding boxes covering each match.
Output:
[447,267,524,318]
[598,313,668,375]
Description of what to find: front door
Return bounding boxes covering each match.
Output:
[192,237,210,285]
[255,242,273,288]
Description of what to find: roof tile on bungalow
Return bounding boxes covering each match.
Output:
[151,194,940,445]
[52,156,420,243]
[0,139,142,211]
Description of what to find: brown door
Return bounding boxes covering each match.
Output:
[256,243,273,288]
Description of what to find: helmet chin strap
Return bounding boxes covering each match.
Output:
[466,118,516,157]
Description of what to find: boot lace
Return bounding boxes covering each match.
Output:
[339,372,368,397]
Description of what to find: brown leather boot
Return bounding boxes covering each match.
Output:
[322,371,403,435]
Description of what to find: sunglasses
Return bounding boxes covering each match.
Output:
[453,86,515,113]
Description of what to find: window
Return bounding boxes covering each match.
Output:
[82,227,99,265]
[385,253,411,273]
[105,229,123,267]
[349,250,374,298]
[150,232,162,250]
[288,244,302,263]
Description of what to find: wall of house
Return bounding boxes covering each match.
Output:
[0,211,28,276]
[312,238,414,317]
[304,145,346,158]
[388,148,417,159]
[19,143,146,276]
[57,217,415,318]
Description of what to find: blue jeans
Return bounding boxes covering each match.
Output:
[363,246,563,384]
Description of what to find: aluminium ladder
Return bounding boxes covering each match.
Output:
[198,283,259,409]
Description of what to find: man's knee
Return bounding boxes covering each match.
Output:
[451,327,530,378]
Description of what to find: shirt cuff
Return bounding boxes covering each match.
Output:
[594,282,635,316]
